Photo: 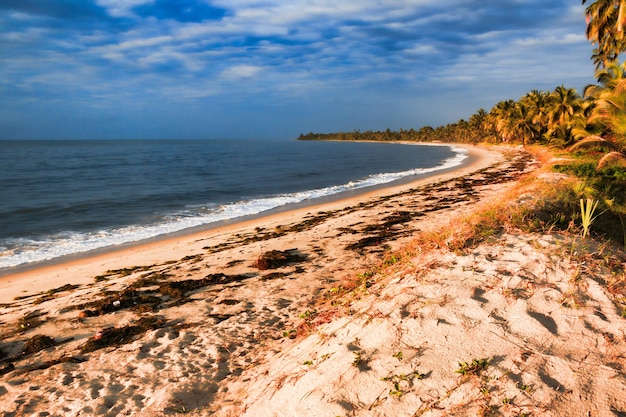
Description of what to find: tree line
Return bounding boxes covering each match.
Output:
[300,0,626,169]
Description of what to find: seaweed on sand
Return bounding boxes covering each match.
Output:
[158,273,251,300]
[253,249,308,270]
[70,273,252,315]
[16,310,47,333]
[23,335,56,355]
[71,289,163,316]
[363,211,418,232]
[13,356,86,376]
[80,316,165,354]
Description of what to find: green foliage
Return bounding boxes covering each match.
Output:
[580,198,601,237]
[455,358,489,376]
[381,370,426,398]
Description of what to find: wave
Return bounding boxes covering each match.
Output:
[0,145,468,269]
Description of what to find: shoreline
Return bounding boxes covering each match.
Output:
[0,143,489,304]
[0,140,465,275]
[2,143,623,416]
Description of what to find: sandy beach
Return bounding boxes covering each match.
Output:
[1,144,625,417]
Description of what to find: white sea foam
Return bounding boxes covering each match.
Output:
[0,145,468,269]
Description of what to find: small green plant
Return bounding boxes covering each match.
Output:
[389,382,405,397]
[303,360,313,366]
[283,329,296,339]
[580,198,600,237]
[383,254,401,266]
[382,370,426,398]
[352,351,363,367]
[393,351,403,361]
[455,358,489,376]
[299,309,317,320]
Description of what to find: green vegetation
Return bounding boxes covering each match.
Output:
[299,0,626,247]
[455,358,490,376]
[580,198,601,238]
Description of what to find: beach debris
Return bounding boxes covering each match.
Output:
[253,249,307,270]
[15,310,47,333]
[23,334,56,355]
[13,356,86,376]
[80,316,165,354]
[159,273,250,300]
[77,310,96,319]
[68,290,163,316]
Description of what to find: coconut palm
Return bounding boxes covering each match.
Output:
[494,102,537,147]
[520,89,551,142]
[490,100,518,143]
[546,86,584,130]
[583,0,626,67]
[468,108,492,143]
[574,60,626,168]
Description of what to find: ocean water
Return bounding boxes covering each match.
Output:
[0,139,467,270]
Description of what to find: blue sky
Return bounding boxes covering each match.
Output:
[1,0,595,140]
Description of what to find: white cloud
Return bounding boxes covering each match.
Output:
[221,64,264,80]
[95,0,152,17]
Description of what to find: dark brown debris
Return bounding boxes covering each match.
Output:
[253,249,308,270]
[80,317,165,354]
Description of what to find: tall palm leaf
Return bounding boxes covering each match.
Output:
[575,60,626,167]
[583,0,626,67]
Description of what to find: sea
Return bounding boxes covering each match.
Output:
[0,139,468,271]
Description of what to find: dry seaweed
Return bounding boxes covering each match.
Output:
[260,272,289,281]
[70,290,163,316]
[80,317,165,354]
[159,273,250,300]
[12,356,86,376]
[94,265,155,282]
[253,249,308,270]
[16,310,47,333]
[31,283,81,304]
[23,335,56,355]
[70,272,252,316]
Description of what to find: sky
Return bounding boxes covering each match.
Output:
[0,0,597,140]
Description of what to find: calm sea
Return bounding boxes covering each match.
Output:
[0,139,467,270]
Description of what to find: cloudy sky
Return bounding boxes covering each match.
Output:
[1,0,596,140]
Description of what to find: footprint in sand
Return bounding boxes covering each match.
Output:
[527,310,558,336]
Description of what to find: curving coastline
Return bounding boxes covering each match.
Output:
[1,144,624,416]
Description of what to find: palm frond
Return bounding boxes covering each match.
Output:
[597,151,626,169]
[569,135,620,151]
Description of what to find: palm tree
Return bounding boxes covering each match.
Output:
[573,60,626,168]
[503,102,538,147]
[490,100,518,143]
[521,89,550,142]
[468,108,491,143]
[583,0,626,67]
[546,86,584,130]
